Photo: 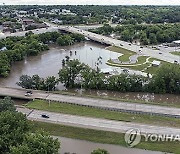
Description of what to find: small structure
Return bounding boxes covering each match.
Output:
[152,60,161,67]
[100,68,114,75]
[0,47,7,51]
[173,40,180,46]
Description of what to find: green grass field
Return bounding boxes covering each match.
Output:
[170,51,180,56]
[32,121,180,154]
[26,100,180,128]
[106,46,135,62]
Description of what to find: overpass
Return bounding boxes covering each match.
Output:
[0,87,180,118]
[58,26,180,64]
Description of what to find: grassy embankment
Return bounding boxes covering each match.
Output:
[170,51,180,56]
[107,46,135,62]
[31,121,180,154]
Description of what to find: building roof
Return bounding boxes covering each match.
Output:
[152,60,161,66]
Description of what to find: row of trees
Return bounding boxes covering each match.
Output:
[0,97,60,153]
[58,60,180,94]
[17,75,58,91]
[0,32,85,77]
[17,59,180,94]
[90,23,180,45]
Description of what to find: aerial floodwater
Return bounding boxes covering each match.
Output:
[0,41,120,88]
[0,41,179,104]
[58,137,164,154]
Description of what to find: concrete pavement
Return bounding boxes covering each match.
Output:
[1,87,180,117]
[18,108,180,136]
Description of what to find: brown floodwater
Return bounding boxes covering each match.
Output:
[0,41,179,104]
[57,137,164,154]
[69,89,180,105]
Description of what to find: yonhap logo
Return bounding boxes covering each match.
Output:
[124,128,180,147]
[124,128,141,147]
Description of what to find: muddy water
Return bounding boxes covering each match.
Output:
[0,41,179,104]
[70,89,180,105]
[0,41,120,89]
[57,137,164,154]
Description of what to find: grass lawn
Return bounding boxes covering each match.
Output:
[170,51,180,56]
[107,56,171,74]
[26,100,180,128]
[107,46,135,62]
[32,121,180,154]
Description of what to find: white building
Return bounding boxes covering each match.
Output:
[152,60,161,67]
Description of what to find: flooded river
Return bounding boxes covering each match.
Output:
[0,41,120,88]
[0,41,179,104]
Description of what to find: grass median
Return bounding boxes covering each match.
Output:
[26,100,180,128]
[31,121,180,154]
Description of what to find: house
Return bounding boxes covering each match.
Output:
[22,18,34,25]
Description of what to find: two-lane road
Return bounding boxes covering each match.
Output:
[1,87,180,117]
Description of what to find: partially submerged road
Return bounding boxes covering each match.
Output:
[1,87,180,117]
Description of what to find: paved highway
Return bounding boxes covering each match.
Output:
[17,107,180,136]
[1,87,180,117]
[59,26,180,64]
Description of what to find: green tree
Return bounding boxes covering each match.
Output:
[0,111,30,153]
[91,148,109,154]
[10,131,60,154]
[0,96,16,112]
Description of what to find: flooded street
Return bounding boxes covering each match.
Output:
[57,137,164,154]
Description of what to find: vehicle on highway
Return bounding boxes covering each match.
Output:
[26,90,33,94]
[25,90,33,96]
[41,114,50,118]
[140,46,143,48]
[174,60,178,64]
[159,52,162,54]
[128,43,131,46]
[120,44,123,46]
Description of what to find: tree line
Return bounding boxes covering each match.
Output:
[18,59,180,94]
[58,59,180,94]
[0,31,85,77]
[4,5,180,25]
[89,23,180,45]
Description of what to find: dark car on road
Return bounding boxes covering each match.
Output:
[41,114,50,118]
